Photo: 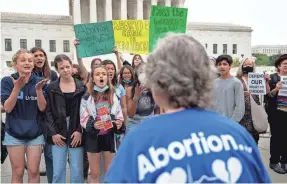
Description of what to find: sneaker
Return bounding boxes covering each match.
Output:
[269,163,285,174]
[281,163,287,173]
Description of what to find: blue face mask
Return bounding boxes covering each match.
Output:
[93,85,109,93]
[122,79,132,84]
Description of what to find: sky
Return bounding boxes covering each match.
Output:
[0,0,286,46]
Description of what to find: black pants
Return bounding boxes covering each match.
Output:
[268,110,287,164]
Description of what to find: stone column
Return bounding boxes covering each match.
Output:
[178,0,185,7]
[136,0,144,20]
[90,0,97,22]
[121,0,127,19]
[73,0,81,24]
[105,0,113,20]
[151,0,158,5]
[165,0,171,6]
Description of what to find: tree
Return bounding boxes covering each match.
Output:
[232,58,240,67]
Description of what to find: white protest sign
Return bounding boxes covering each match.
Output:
[278,76,287,96]
[248,73,266,95]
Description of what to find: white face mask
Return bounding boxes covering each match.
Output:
[138,73,146,85]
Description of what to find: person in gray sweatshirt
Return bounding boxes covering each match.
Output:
[212,55,245,122]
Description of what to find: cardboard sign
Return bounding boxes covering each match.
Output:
[149,6,188,52]
[74,21,115,58]
[278,76,287,96]
[113,20,149,54]
[248,73,266,95]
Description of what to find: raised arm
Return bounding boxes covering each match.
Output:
[74,39,89,82]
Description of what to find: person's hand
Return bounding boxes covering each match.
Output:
[73,39,80,47]
[134,84,141,100]
[276,81,282,91]
[52,134,66,146]
[70,131,82,147]
[113,46,118,55]
[35,79,48,91]
[11,76,26,90]
[94,121,105,130]
[115,120,123,130]
[264,74,270,82]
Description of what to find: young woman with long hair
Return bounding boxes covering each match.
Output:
[80,65,124,183]
[1,49,47,183]
[30,47,57,183]
[131,54,143,69]
[125,63,159,133]
[101,60,127,123]
[119,65,136,90]
[30,47,58,81]
[45,54,86,183]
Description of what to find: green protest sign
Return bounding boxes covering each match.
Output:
[74,21,115,58]
[149,6,188,52]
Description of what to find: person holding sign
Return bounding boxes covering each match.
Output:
[80,65,124,183]
[236,57,270,144]
[265,54,287,174]
[212,55,245,123]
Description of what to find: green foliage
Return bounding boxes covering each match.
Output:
[251,53,281,66]
[6,61,12,67]
[232,58,241,67]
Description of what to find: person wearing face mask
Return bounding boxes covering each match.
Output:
[236,57,270,144]
[80,65,124,183]
[125,63,160,133]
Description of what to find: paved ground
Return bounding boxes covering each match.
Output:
[1,136,286,183]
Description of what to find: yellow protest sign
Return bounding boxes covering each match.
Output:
[113,20,149,54]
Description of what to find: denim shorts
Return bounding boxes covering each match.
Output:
[3,132,45,146]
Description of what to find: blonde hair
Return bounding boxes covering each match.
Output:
[12,49,31,64]
[236,57,256,77]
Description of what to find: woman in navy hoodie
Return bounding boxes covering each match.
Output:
[1,49,48,183]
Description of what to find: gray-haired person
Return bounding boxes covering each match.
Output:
[212,55,245,122]
[104,33,270,183]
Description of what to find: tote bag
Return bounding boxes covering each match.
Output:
[250,95,268,133]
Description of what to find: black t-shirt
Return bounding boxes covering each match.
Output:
[64,92,74,117]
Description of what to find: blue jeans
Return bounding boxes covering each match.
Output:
[52,118,84,183]
[44,143,53,183]
[52,144,84,183]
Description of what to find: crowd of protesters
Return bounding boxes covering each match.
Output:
[1,33,287,183]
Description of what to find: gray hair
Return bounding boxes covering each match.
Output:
[145,33,215,109]
[236,57,256,77]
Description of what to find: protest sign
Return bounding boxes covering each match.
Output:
[278,76,287,96]
[74,21,115,58]
[149,6,188,52]
[113,20,149,54]
[248,73,266,95]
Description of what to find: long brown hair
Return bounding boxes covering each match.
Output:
[30,47,51,79]
[132,54,143,68]
[87,65,114,106]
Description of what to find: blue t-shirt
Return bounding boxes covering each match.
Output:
[105,108,271,183]
[115,84,126,99]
